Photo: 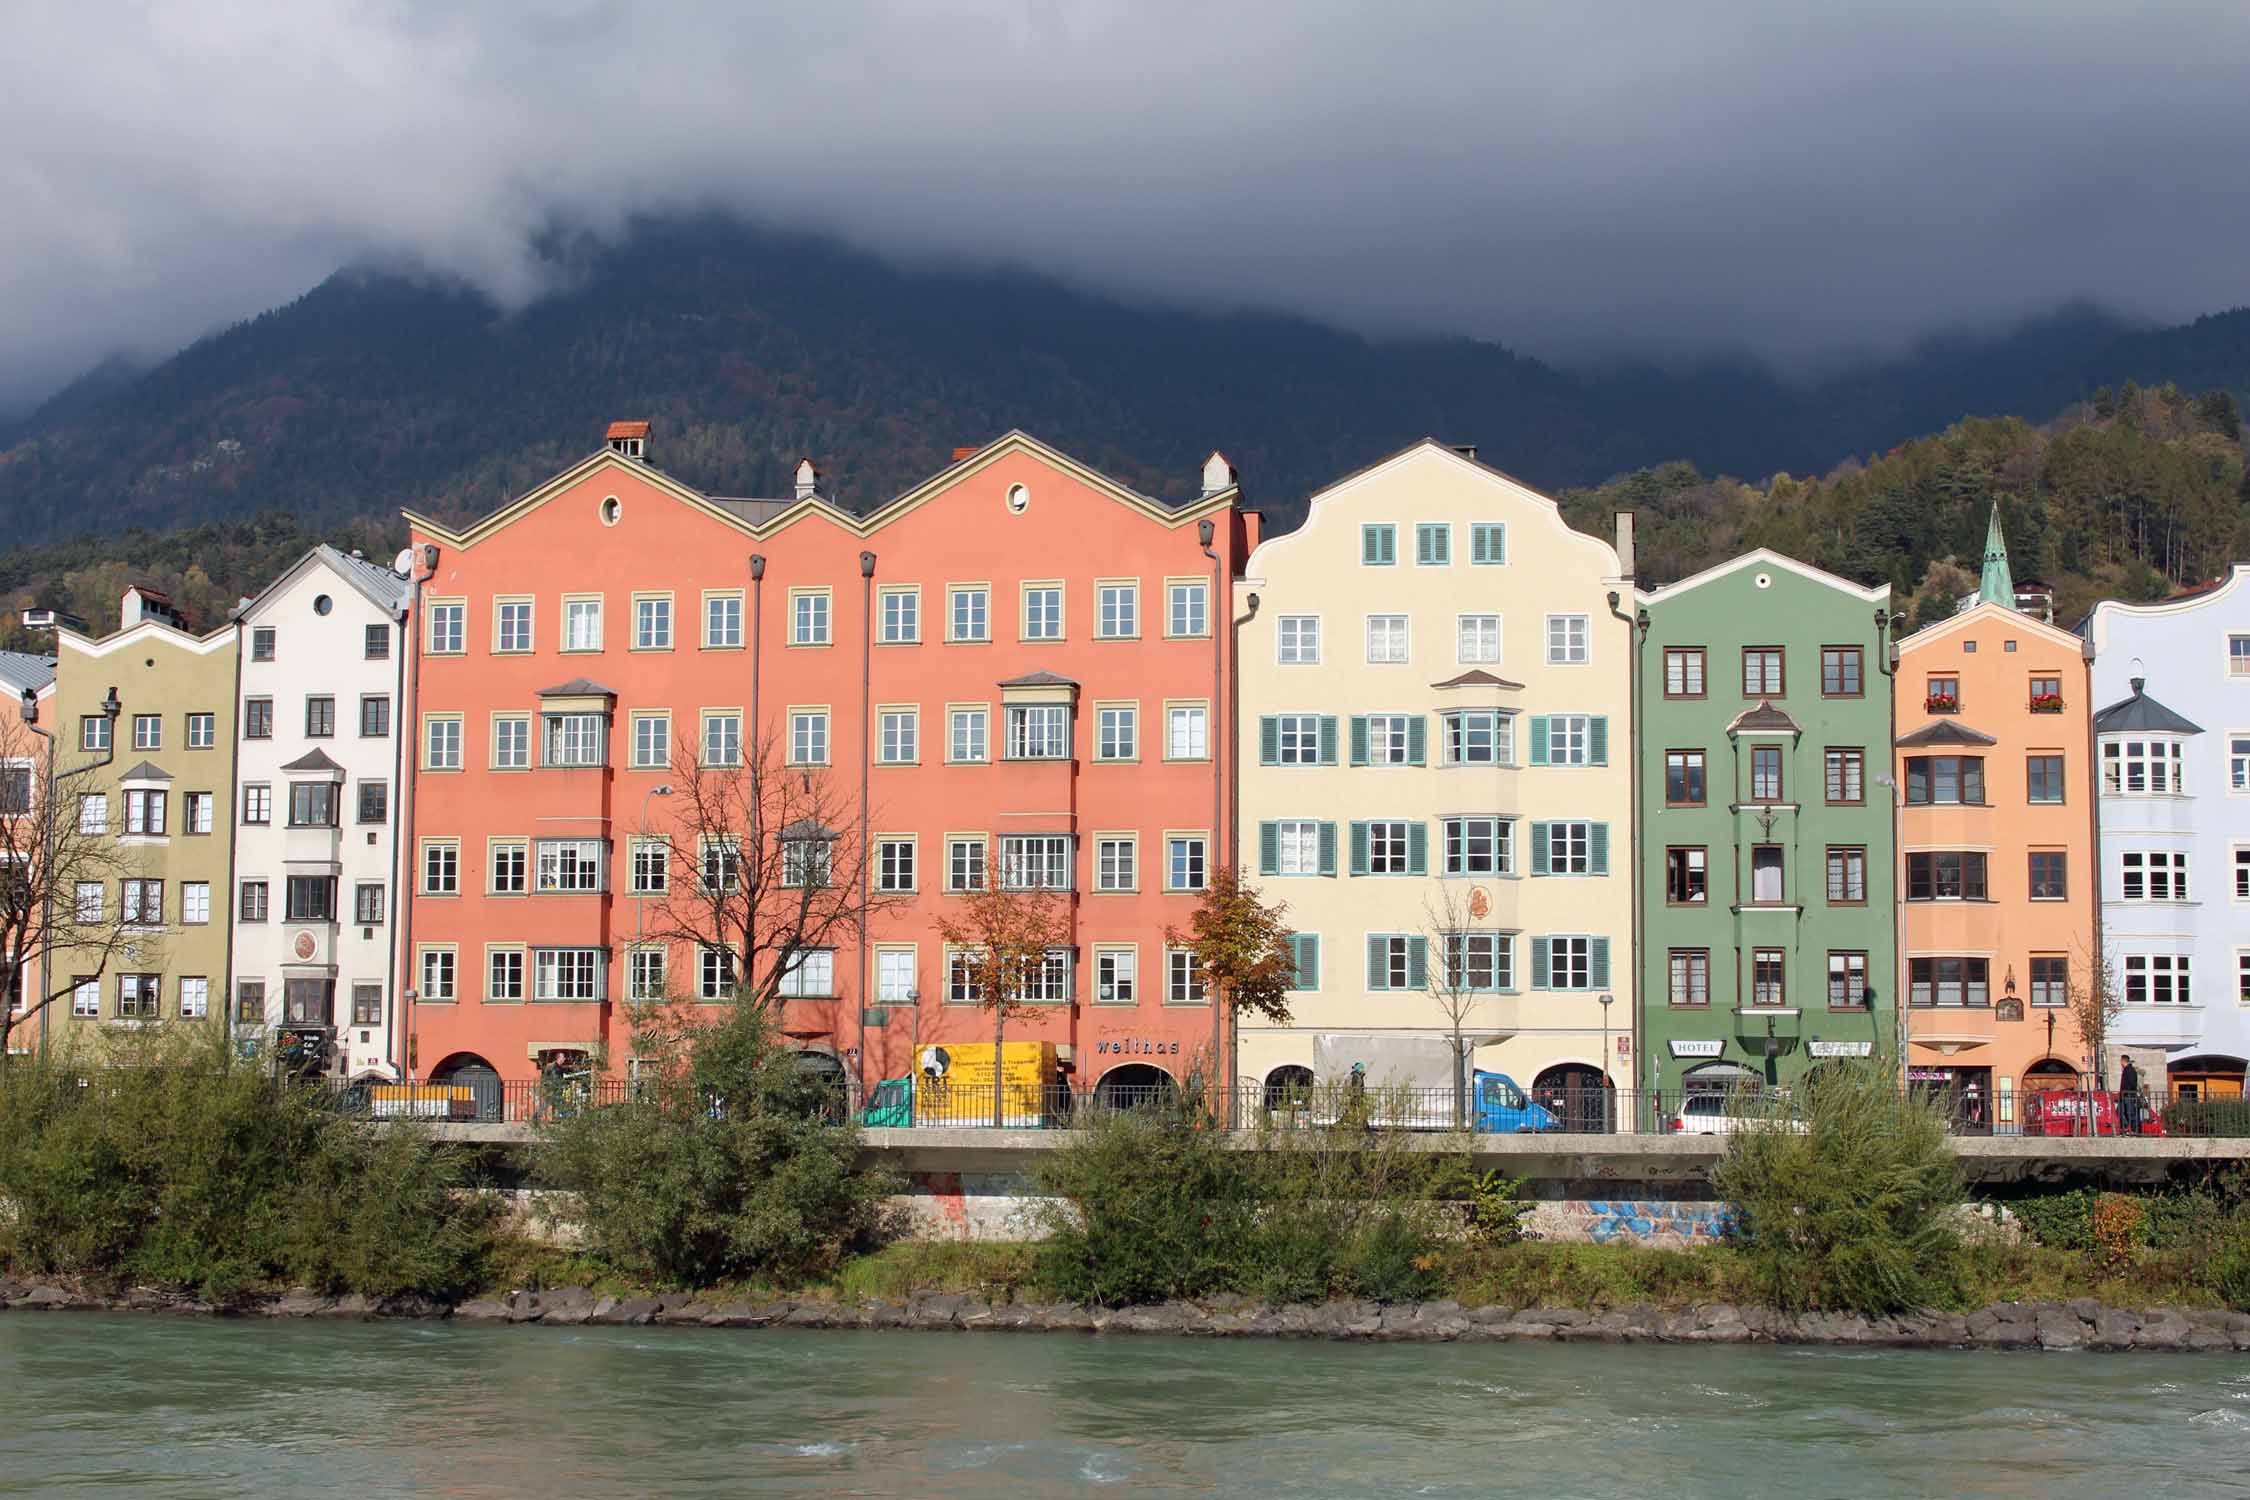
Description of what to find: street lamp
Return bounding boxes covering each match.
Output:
[1598,991,1615,1132]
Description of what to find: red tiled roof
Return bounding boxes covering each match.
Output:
[606,420,651,440]
[951,446,979,462]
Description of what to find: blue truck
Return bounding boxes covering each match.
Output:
[1309,1034,1560,1132]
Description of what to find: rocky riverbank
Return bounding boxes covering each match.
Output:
[5,1277,2247,1351]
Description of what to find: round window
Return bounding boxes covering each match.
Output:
[1006,483,1030,514]
[1754,573,1772,590]
[313,594,333,615]
[600,496,622,526]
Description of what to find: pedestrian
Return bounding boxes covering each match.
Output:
[2119,1056,2142,1132]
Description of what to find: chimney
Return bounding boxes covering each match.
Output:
[1450,443,1478,461]
[794,458,820,501]
[951,446,979,463]
[120,586,147,629]
[1201,451,1235,498]
[605,420,650,462]
[1613,512,1636,582]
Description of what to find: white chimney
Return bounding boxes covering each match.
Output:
[120,588,145,628]
[794,459,820,501]
[1613,512,1636,582]
[1201,451,1235,497]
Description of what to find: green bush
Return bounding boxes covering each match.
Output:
[280,1120,495,1301]
[2162,1098,2250,1138]
[1712,1057,1967,1315]
[535,999,890,1288]
[2003,1185,2234,1254]
[2211,1238,2250,1312]
[1347,1212,1441,1302]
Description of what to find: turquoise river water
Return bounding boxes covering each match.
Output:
[2,1315,2247,1497]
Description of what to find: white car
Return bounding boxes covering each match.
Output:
[1672,1093,1805,1135]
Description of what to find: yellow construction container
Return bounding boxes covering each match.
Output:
[917,1041,1059,1127]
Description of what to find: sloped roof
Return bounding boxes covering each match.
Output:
[281,748,344,774]
[538,678,617,699]
[998,670,1079,689]
[233,544,409,622]
[1727,701,1801,735]
[117,759,172,782]
[0,652,56,698]
[2092,681,2202,736]
[606,420,651,440]
[1896,720,1999,748]
[1431,669,1525,691]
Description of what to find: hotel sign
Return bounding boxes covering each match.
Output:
[1670,1039,1724,1058]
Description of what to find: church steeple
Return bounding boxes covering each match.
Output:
[1977,501,2015,609]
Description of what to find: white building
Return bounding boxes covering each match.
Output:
[2085,565,2250,1100]
[231,547,411,1079]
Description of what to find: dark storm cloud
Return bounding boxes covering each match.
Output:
[5,0,2248,410]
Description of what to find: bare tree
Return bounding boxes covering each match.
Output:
[640,736,904,1015]
[930,880,1072,1128]
[0,712,141,1064]
[2067,938,2124,1089]
[1422,884,1498,1129]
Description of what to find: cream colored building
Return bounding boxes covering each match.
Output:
[1234,441,1634,1123]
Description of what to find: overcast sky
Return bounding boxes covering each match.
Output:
[5,0,2248,412]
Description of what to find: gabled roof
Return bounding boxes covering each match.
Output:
[281,748,344,774]
[1637,547,1890,606]
[998,670,1079,689]
[235,544,410,622]
[2092,680,2202,736]
[1432,669,1524,691]
[1896,720,1999,748]
[1727,701,1801,735]
[538,678,616,699]
[0,652,56,698]
[606,420,651,441]
[117,759,172,782]
[1897,598,2091,657]
[2082,564,2250,637]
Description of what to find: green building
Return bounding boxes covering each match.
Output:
[1634,551,1897,1109]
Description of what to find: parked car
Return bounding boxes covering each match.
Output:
[1671,1093,1804,1135]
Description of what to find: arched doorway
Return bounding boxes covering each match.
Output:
[1094,1062,1176,1110]
[428,1052,503,1123]
[1534,1062,1613,1133]
[1262,1063,1314,1118]
[2169,1055,2245,1101]
[792,1048,850,1122]
[2024,1058,2079,1087]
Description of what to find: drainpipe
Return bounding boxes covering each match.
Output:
[1876,607,1903,1088]
[381,590,407,1079]
[1199,518,1225,1101]
[858,550,875,1105]
[395,544,439,1081]
[1607,579,1641,1132]
[1229,585,1261,1103]
[220,617,245,1065]
[748,556,766,773]
[2081,636,2102,1089]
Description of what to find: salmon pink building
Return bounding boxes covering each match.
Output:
[400,427,1247,1106]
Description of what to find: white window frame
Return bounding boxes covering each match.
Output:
[1546,613,1590,664]
[1276,615,1321,665]
[1365,613,1409,665]
[1456,614,1501,664]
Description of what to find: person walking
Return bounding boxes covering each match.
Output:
[2118,1055,2143,1134]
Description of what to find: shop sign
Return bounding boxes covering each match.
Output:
[1670,1039,1723,1058]
[1092,1038,1182,1056]
[1808,1041,1874,1059]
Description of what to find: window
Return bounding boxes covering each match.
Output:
[1665,846,1707,905]
[1359,819,1417,876]
[364,623,390,660]
[427,602,464,654]
[1022,585,1062,640]
[1826,846,1868,903]
[2120,850,2188,901]
[239,880,267,922]
[1413,522,1451,566]
[878,588,918,644]
[1096,705,1137,761]
[244,699,273,739]
[702,712,742,768]
[132,714,161,751]
[423,717,462,770]
[2029,674,2063,711]
[421,841,459,896]
[285,876,336,922]
[1166,705,1208,761]
[495,599,533,653]
[1536,936,1605,991]
[948,837,988,892]
[949,707,988,763]
[2232,736,2250,793]
[1456,614,1501,664]
[703,593,743,649]
[536,839,603,893]
[1750,845,1784,903]
[2028,850,2068,900]
[2030,955,2069,1009]
[2238,845,2250,901]
[1741,647,1784,697]
[2026,754,2065,804]
[1532,714,1604,767]
[1664,647,1706,698]
[74,882,102,923]
[1669,949,1710,1007]
[421,948,457,1003]
[115,974,160,1020]
[1546,614,1589,664]
[288,781,338,828]
[1365,614,1409,664]
[183,791,213,835]
[1364,933,1424,991]
[1095,835,1137,891]
[1470,521,1507,564]
[342,983,379,1028]
[1096,948,1137,1005]
[1750,949,1786,1006]
[698,947,737,1000]
[1361,523,1396,565]
[2123,954,2191,1005]
[630,840,668,895]
[631,712,670,770]
[1009,949,1071,1006]
[630,594,673,651]
[1441,710,1508,767]
[777,949,836,999]
[74,977,102,1018]
[80,715,111,753]
[1357,713,1418,766]
[1665,750,1706,807]
[1907,851,1987,901]
[1167,835,1208,891]
[1168,580,1208,637]
[1925,674,1960,712]
[878,709,919,764]
[491,716,530,770]
[790,710,829,766]
[1268,713,1335,766]
[241,784,270,825]
[77,794,106,834]
[124,789,166,836]
[1096,582,1138,639]
[1005,704,1069,760]
[1825,748,1864,804]
[630,948,668,1001]
[1267,819,1327,877]
[251,626,277,662]
[1443,816,1508,876]
[534,948,603,1002]
[1908,956,1990,1007]
[186,712,215,749]
[877,950,917,1006]
[950,586,989,643]
[1276,615,1320,664]
[0,765,26,816]
[1749,745,1783,802]
[1904,755,1984,805]
[1001,834,1072,891]
[2102,738,2183,795]
[1821,647,1863,697]
[564,597,604,652]
[877,838,915,893]
[1534,820,1603,876]
[357,780,388,825]
[1167,949,1206,1005]
[543,712,605,768]
[359,695,391,738]
[354,883,383,925]
[235,980,265,1024]
[946,950,983,1006]
[489,842,527,895]
[2233,636,2250,678]
[1443,932,1511,991]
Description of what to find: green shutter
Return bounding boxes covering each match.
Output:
[1530,821,1551,876]
[1406,936,1428,991]
[1318,821,1338,876]
[1472,522,1507,565]
[1590,937,1611,989]
[1407,820,1428,875]
[1530,716,1550,766]
[1531,936,1552,990]
[1589,716,1609,766]
[1318,715,1339,765]
[1350,716,1370,767]
[1366,936,1386,990]
[1406,716,1427,765]
[1294,934,1320,991]
[1363,525,1394,565]
[1260,716,1279,765]
[1349,821,1370,876]
[1259,822,1280,877]
[1589,822,1609,876]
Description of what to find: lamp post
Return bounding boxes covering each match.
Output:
[22,683,119,1051]
[1598,991,1615,1132]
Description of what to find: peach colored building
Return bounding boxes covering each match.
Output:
[400,428,1247,1106]
[1892,513,2097,1125]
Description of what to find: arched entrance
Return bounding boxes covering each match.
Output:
[1533,1062,1613,1134]
[2024,1058,2079,1087]
[428,1051,503,1123]
[792,1048,850,1121]
[1094,1062,1176,1110]
[1263,1064,1314,1109]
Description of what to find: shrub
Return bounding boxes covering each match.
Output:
[1712,1057,1967,1315]
[280,1120,495,1301]
[2212,1238,2250,1312]
[1347,1211,1441,1303]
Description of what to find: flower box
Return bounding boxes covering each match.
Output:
[1924,694,1961,714]
[2028,693,2065,713]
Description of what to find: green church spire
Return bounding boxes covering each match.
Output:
[1977,501,2015,609]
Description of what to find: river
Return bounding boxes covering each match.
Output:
[2,1315,2247,1497]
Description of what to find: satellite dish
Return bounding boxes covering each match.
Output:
[919,1046,951,1078]
[392,549,416,577]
